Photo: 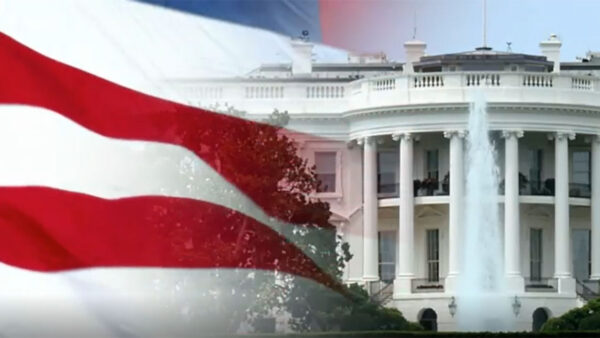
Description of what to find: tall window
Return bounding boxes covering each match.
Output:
[572,151,591,197]
[530,229,543,281]
[572,229,591,281]
[377,151,398,197]
[378,231,396,282]
[529,149,543,194]
[426,229,440,282]
[315,152,336,193]
[426,150,439,180]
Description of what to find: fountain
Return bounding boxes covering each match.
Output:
[456,91,514,331]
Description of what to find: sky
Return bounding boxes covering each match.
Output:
[356,0,600,62]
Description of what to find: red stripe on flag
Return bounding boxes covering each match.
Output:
[0,33,327,228]
[0,186,338,289]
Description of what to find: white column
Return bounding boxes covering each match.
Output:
[550,132,575,293]
[591,135,600,280]
[359,136,379,281]
[392,133,415,295]
[502,130,524,291]
[444,130,465,292]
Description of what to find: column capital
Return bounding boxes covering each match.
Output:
[391,132,419,142]
[547,131,576,141]
[356,136,377,146]
[443,130,467,139]
[501,130,524,139]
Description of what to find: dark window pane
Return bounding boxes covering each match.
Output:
[315,152,336,192]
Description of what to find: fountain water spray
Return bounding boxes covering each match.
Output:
[456,91,514,331]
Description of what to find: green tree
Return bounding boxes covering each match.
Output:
[541,298,600,332]
[191,106,418,333]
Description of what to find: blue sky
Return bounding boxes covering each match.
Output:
[375,0,600,61]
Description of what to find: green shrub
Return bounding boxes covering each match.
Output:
[541,317,572,331]
[541,298,600,332]
[578,312,600,330]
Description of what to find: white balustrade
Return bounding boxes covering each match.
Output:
[194,87,224,99]
[306,85,345,98]
[412,74,444,88]
[572,77,593,91]
[465,73,501,86]
[178,71,600,114]
[372,79,396,91]
[523,74,553,87]
[245,86,284,99]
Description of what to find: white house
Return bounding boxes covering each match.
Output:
[168,34,600,332]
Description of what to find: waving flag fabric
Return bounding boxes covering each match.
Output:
[137,0,411,53]
[0,31,335,288]
[0,0,357,336]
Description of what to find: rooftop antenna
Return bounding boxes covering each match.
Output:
[412,10,417,40]
[476,0,491,51]
[482,0,487,48]
[506,41,512,52]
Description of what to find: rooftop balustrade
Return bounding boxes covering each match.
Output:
[184,71,600,115]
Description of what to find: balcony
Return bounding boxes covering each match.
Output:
[377,179,449,199]
[569,183,591,198]
[412,278,445,293]
[525,277,558,292]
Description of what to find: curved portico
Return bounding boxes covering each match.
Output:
[355,124,598,296]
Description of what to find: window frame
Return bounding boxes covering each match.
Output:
[377,148,399,198]
[310,148,342,199]
[426,229,440,282]
[425,149,440,181]
[528,148,543,193]
[571,150,591,185]
[378,230,397,282]
[530,228,543,282]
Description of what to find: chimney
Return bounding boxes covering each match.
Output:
[540,34,561,73]
[291,39,313,75]
[404,40,426,74]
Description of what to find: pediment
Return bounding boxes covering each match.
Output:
[416,206,444,218]
[525,205,552,218]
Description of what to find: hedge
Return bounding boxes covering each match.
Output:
[208,330,600,338]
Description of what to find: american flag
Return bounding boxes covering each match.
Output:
[0,1,418,336]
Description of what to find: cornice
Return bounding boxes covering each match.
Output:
[342,102,600,120]
[244,102,600,123]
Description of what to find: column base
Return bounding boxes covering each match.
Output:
[362,275,380,282]
[505,274,525,292]
[590,274,600,281]
[555,276,576,295]
[393,275,413,296]
[444,274,459,293]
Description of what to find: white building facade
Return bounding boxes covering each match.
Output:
[172,35,600,331]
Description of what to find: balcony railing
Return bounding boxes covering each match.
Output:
[576,279,599,301]
[519,178,554,196]
[525,277,558,292]
[569,183,591,198]
[369,280,394,305]
[378,178,592,200]
[411,278,445,293]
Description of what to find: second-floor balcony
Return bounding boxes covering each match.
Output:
[377,177,591,200]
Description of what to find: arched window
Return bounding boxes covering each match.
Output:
[419,308,438,331]
[532,308,550,332]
